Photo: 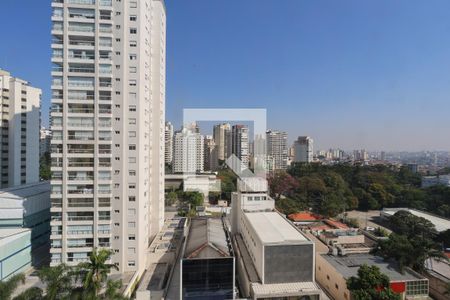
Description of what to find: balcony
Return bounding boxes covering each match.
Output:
[99,0,112,6]
[67,243,93,248]
[67,215,93,222]
[68,188,94,194]
[68,82,94,88]
[68,162,94,167]
[68,0,95,5]
[68,25,95,34]
[67,230,93,235]
[68,66,95,73]
[69,39,95,47]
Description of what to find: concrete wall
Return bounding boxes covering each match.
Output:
[315,254,351,300]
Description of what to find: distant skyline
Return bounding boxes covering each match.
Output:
[1,0,450,151]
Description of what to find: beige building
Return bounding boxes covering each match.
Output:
[49,0,166,281]
[0,69,41,188]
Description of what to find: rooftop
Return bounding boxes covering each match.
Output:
[322,253,425,282]
[288,211,322,222]
[0,181,50,200]
[0,228,31,248]
[382,208,450,232]
[184,217,231,259]
[245,212,308,244]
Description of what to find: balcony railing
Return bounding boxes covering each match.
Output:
[98,189,111,194]
[68,26,95,33]
[67,230,93,235]
[68,188,94,194]
[98,230,110,234]
[68,54,95,60]
[67,123,94,127]
[69,67,95,73]
[99,0,112,6]
[68,162,94,167]
[68,243,93,248]
[67,216,93,221]
[69,40,95,47]
[68,0,95,5]
[68,176,94,181]
[68,82,94,88]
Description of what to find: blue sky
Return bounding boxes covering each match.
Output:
[1,0,450,151]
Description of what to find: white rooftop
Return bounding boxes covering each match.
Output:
[251,281,321,297]
[245,212,308,244]
[382,208,450,232]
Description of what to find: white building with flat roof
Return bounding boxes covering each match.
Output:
[231,177,322,299]
[0,69,41,188]
[381,208,450,232]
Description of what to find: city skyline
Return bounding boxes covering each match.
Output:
[2,0,450,151]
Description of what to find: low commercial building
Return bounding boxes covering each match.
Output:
[316,253,429,300]
[424,258,450,300]
[135,216,186,300]
[422,175,450,188]
[0,181,51,266]
[0,228,32,281]
[180,217,235,300]
[231,177,322,299]
[381,208,450,232]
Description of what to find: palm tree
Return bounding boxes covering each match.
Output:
[78,248,119,298]
[38,264,72,300]
[12,287,43,300]
[102,279,127,300]
[0,273,25,300]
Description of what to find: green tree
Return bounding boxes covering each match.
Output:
[347,264,401,300]
[0,273,25,300]
[39,152,51,180]
[38,264,73,300]
[77,248,119,299]
[166,191,178,206]
[12,287,43,300]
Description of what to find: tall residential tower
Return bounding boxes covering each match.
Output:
[50,0,166,277]
[293,136,314,163]
[0,69,41,188]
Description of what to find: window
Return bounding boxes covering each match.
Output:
[130,28,137,34]
[130,15,137,21]
[129,105,136,112]
[128,222,135,228]
[129,184,135,189]
[129,40,137,47]
[128,260,136,266]
[129,54,137,60]
[129,157,136,163]
[128,235,135,241]
[129,118,136,124]
[335,284,339,290]
[129,196,135,202]
[129,170,136,176]
[128,247,136,254]
[129,66,137,73]
[129,131,136,137]
[130,1,137,8]
[129,144,136,150]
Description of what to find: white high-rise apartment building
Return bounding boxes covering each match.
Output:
[173,127,204,173]
[164,121,173,165]
[231,125,249,171]
[294,136,314,163]
[49,0,166,276]
[266,129,288,171]
[0,69,41,189]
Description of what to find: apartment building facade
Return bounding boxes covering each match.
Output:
[266,129,288,171]
[49,0,166,276]
[0,69,41,189]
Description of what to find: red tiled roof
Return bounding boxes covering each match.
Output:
[288,211,322,222]
[324,219,349,229]
[444,252,450,259]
